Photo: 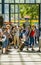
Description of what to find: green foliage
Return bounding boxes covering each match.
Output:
[19,4,39,19]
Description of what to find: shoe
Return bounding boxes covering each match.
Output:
[27,48,29,51]
[17,49,22,52]
[6,50,11,52]
[37,50,40,52]
[3,52,8,54]
[14,46,16,49]
[32,49,35,51]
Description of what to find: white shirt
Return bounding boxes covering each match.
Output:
[0,28,2,32]
[2,35,6,42]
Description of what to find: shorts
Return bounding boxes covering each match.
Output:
[30,36,34,46]
[2,39,9,48]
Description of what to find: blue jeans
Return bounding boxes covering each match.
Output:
[30,36,34,46]
[2,39,9,48]
[24,41,29,46]
[24,38,29,46]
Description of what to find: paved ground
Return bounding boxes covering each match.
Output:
[0,47,41,65]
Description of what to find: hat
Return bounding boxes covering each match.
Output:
[6,25,10,28]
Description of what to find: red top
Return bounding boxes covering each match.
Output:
[30,30,35,37]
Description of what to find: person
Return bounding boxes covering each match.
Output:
[6,25,12,44]
[37,36,41,52]
[18,26,30,51]
[14,25,19,48]
[30,25,36,51]
[0,31,7,54]
[11,26,15,45]
[18,29,26,51]
[35,26,39,44]
[4,25,12,51]
[25,26,31,50]
[0,26,3,49]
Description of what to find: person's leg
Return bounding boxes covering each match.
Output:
[0,42,2,49]
[32,37,34,51]
[19,43,25,51]
[12,36,14,45]
[8,38,12,49]
[32,45,34,50]
[26,38,30,50]
[14,35,17,48]
[19,38,21,46]
[24,41,29,50]
[30,37,34,51]
[18,38,25,51]
[17,36,19,48]
[30,37,32,47]
[27,44,29,51]
[37,45,40,52]
[3,39,10,53]
[38,47,40,51]
[2,41,6,53]
[37,39,41,52]
[5,39,10,51]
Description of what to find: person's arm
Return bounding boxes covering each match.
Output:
[33,29,36,37]
[0,38,2,42]
[2,35,6,42]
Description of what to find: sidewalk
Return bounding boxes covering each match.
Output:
[0,47,41,65]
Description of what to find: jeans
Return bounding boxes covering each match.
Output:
[2,39,9,48]
[30,36,34,46]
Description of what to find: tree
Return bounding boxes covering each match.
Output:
[19,4,39,19]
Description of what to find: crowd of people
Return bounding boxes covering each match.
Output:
[0,23,40,54]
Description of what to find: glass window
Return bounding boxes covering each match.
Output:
[4,0,9,3]
[26,0,35,3]
[15,0,19,3]
[11,5,14,13]
[0,4,2,13]
[15,14,19,22]
[26,0,30,3]
[4,14,9,22]
[10,0,14,3]
[4,4,9,13]
[15,5,19,13]
[40,0,41,3]
[36,0,40,3]
[0,0,2,3]
[11,14,14,22]
[20,0,24,3]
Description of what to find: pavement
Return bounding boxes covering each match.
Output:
[0,46,41,65]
